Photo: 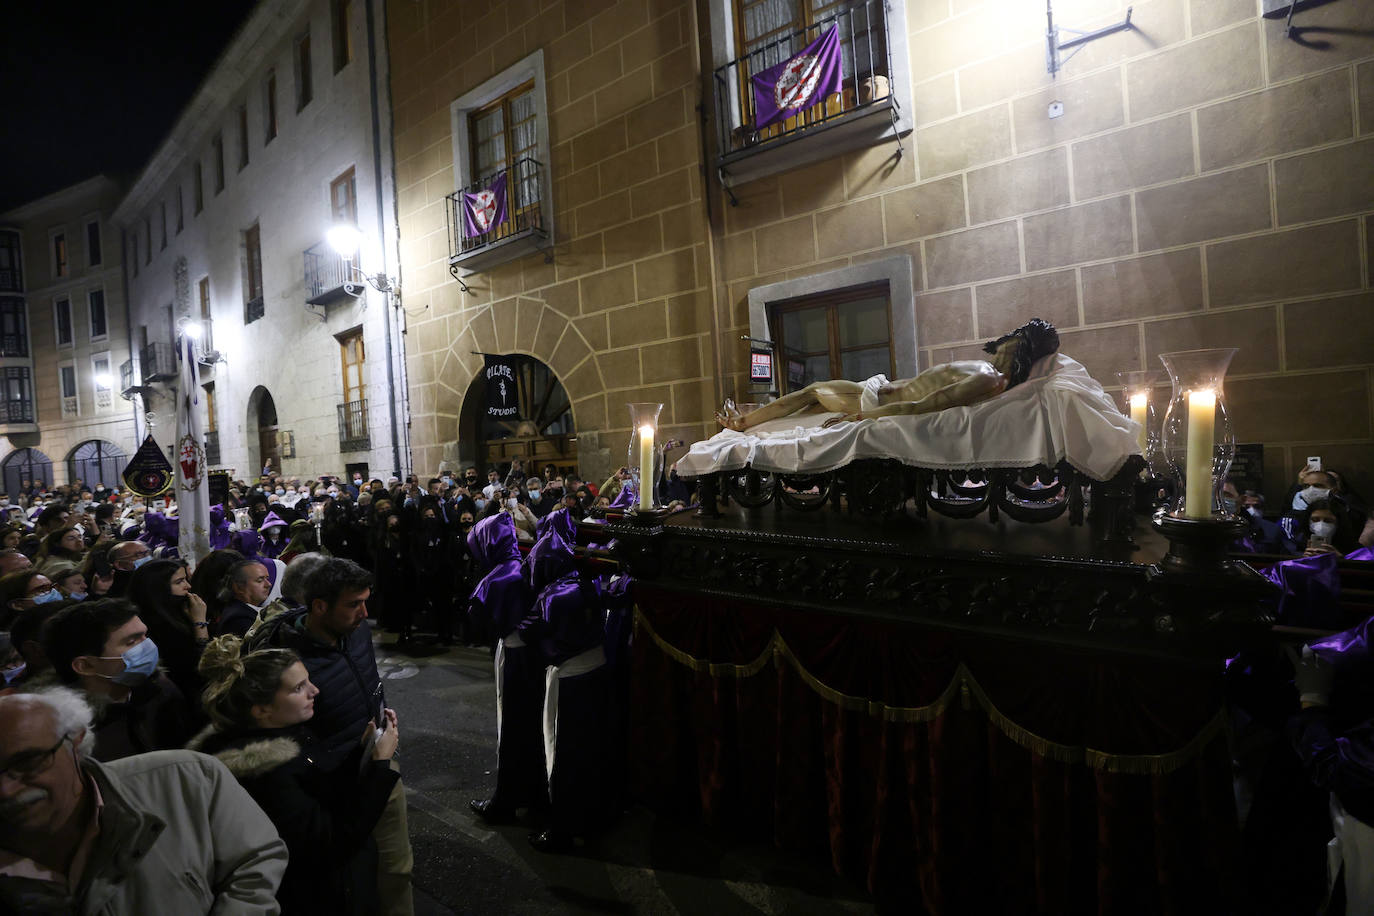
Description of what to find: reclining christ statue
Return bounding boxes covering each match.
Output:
[717,318,1060,431]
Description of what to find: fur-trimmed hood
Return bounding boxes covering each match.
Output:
[187,724,303,779]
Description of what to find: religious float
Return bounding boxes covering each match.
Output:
[587,320,1339,910]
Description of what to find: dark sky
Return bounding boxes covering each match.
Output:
[0,1,258,212]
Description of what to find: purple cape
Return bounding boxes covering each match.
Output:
[1262,552,1344,629]
[535,506,577,544]
[209,505,233,551]
[467,512,531,639]
[527,528,603,666]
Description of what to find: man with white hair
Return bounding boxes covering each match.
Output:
[0,687,287,914]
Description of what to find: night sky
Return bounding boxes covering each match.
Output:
[0,1,258,213]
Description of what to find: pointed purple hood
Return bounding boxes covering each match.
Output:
[467,512,520,574]
[258,510,289,532]
[234,527,264,561]
[467,513,530,638]
[526,526,575,593]
[535,507,577,544]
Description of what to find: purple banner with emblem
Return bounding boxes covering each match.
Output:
[751,25,843,129]
[462,172,508,238]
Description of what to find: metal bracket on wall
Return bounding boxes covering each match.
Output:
[1261,0,1340,40]
[447,263,471,294]
[1046,2,1134,77]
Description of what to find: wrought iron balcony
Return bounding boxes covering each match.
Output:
[119,358,136,396]
[337,398,370,452]
[62,396,77,417]
[204,429,221,465]
[0,298,26,356]
[445,157,547,274]
[304,240,359,306]
[244,296,265,324]
[139,341,177,383]
[1,398,34,424]
[712,0,895,169]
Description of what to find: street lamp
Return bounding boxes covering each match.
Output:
[327,223,398,294]
[93,372,114,389]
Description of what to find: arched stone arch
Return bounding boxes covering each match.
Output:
[67,440,127,490]
[245,386,279,477]
[433,296,606,445]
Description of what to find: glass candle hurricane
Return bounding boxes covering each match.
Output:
[1116,370,1158,465]
[1157,349,1238,520]
[626,402,664,512]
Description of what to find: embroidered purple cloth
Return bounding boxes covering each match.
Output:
[467,512,531,638]
[462,172,508,238]
[751,25,843,129]
[1263,552,1344,629]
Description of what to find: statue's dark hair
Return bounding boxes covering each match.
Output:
[983,318,1060,387]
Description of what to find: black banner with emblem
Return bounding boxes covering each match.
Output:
[123,435,175,497]
[484,354,520,419]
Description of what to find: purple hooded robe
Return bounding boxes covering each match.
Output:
[468,512,532,639]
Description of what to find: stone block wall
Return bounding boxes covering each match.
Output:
[718,0,1374,503]
[390,0,1374,502]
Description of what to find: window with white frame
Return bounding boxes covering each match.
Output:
[447,49,553,272]
[59,364,78,417]
[54,297,73,347]
[92,353,112,408]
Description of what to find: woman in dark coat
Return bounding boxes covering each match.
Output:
[190,635,401,916]
[126,558,209,710]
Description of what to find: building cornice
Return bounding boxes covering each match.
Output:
[0,176,119,223]
[112,0,310,226]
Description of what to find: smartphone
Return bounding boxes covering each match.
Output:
[1306,456,1322,472]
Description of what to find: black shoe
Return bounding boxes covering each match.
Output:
[469,798,516,823]
[528,830,574,854]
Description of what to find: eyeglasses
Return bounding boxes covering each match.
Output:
[0,735,70,781]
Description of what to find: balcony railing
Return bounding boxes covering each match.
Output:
[204,429,221,465]
[119,358,136,395]
[445,157,546,265]
[337,399,370,452]
[304,240,358,305]
[1,399,33,424]
[712,0,894,166]
[139,342,177,383]
[62,396,77,417]
[0,333,25,357]
[244,296,265,324]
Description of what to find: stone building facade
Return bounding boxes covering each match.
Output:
[115,0,408,484]
[0,176,136,493]
[389,0,1374,500]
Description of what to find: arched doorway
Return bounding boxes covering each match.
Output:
[68,440,127,490]
[246,386,280,478]
[1,448,53,497]
[459,355,576,476]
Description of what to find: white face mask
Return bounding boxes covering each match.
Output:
[505,498,518,509]
[1310,520,1337,540]
[1295,486,1330,508]
[1246,506,1262,519]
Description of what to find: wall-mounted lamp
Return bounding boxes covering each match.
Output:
[1046,2,1134,77]
[328,223,400,296]
[178,316,222,366]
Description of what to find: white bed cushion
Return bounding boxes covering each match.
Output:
[676,353,1142,482]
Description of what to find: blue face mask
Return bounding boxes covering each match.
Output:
[97,637,160,686]
[474,498,487,511]
[31,587,64,605]
[69,591,88,601]
[2,662,26,686]
[132,554,152,570]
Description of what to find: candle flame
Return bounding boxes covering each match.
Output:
[1189,388,1216,407]
[638,424,654,439]
[1129,393,1148,409]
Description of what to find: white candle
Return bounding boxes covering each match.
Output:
[1184,388,1216,518]
[1129,393,1148,456]
[638,423,655,510]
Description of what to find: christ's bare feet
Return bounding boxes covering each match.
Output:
[715,398,746,431]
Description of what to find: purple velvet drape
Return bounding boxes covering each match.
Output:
[629,585,1239,913]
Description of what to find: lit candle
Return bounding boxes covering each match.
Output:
[638,423,655,510]
[1129,392,1148,456]
[1184,388,1216,518]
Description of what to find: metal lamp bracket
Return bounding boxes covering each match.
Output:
[1046,3,1133,77]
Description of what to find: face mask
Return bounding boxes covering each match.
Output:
[1310,521,1337,540]
[31,587,64,605]
[1246,506,1262,519]
[528,489,541,504]
[132,555,152,570]
[2,662,25,685]
[328,489,339,497]
[96,637,160,686]
[1296,486,1330,508]
[69,591,87,601]
[1220,497,1237,514]
[353,478,362,485]
[465,477,478,485]
[442,477,453,487]
[506,498,519,509]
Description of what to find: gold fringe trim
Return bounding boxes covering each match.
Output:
[633,606,1224,775]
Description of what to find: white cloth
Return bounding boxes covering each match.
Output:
[542,645,607,779]
[677,354,1141,482]
[1329,792,1374,910]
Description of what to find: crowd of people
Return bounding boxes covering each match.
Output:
[0,455,684,914]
